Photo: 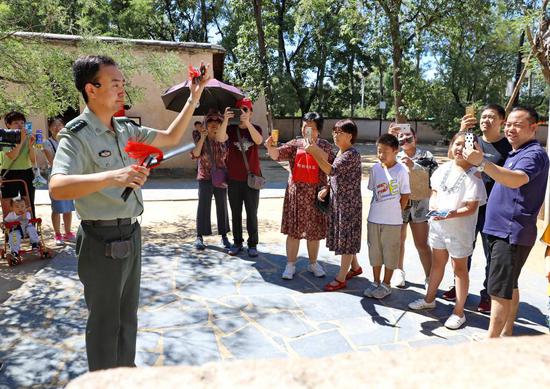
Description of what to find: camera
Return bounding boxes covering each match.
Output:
[229,108,242,125]
[0,128,22,149]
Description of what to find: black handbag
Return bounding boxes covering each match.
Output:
[315,187,330,214]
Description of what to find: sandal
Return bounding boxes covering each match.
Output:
[324,279,347,292]
[345,266,363,280]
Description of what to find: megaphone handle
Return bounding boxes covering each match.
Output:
[121,155,155,202]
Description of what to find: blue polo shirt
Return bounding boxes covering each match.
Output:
[483,139,549,246]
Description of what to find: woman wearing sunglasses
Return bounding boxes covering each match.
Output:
[388,123,438,289]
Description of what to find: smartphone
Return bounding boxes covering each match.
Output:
[395,123,411,135]
[304,127,313,143]
[229,108,241,125]
[465,132,475,150]
[426,209,450,218]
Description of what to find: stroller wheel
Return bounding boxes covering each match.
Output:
[6,253,17,267]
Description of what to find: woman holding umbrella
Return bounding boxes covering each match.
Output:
[190,110,231,250]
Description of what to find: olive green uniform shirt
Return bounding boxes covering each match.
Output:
[51,107,157,220]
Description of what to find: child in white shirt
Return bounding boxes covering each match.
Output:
[4,198,41,258]
[365,134,410,299]
[409,132,487,329]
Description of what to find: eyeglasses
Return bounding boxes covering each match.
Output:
[332,129,344,135]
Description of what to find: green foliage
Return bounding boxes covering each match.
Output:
[0,1,180,117]
[0,0,548,136]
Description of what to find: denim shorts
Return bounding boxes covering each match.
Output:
[402,199,429,223]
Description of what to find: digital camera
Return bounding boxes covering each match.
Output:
[0,128,22,149]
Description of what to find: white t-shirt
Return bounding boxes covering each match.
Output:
[430,161,487,243]
[368,162,411,225]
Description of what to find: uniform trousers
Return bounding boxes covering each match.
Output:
[77,221,141,371]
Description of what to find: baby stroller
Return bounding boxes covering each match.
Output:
[0,179,51,266]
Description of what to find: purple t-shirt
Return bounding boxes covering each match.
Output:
[483,140,549,246]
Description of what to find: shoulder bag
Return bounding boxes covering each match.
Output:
[236,129,266,190]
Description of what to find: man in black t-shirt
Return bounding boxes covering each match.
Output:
[442,104,512,313]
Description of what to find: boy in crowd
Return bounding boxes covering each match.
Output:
[365,133,410,299]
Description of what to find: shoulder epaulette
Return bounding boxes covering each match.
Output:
[114,117,140,127]
[66,120,87,134]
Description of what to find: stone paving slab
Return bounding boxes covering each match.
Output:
[0,241,548,388]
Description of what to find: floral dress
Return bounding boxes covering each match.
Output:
[277,138,335,240]
[326,147,362,255]
[191,130,227,181]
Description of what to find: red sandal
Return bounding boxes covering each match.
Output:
[345,266,363,280]
[324,279,347,292]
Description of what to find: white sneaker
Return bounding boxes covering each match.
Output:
[282,263,296,280]
[363,282,380,297]
[408,298,436,310]
[393,269,406,288]
[307,262,326,278]
[444,314,466,330]
[371,283,392,299]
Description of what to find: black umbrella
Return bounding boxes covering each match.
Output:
[161,78,245,115]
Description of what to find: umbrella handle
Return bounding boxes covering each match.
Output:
[121,154,156,202]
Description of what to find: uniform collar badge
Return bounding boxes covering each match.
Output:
[99,150,112,157]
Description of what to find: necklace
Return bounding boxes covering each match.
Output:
[440,164,468,193]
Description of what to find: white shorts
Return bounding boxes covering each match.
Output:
[428,221,473,259]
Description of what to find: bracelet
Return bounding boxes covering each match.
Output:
[187,97,199,107]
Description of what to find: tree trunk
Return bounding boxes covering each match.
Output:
[200,0,208,42]
[512,30,525,107]
[389,13,406,123]
[251,0,274,130]
[349,51,355,117]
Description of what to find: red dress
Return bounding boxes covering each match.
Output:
[277,138,335,240]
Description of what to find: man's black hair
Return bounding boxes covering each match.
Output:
[376,133,399,150]
[510,105,539,124]
[302,112,324,133]
[482,104,506,119]
[4,111,26,126]
[194,121,202,126]
[73,55,117,103]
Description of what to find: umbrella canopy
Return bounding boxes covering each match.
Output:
[161,78,245,115]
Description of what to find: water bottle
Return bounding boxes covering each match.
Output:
[35,129,43,149]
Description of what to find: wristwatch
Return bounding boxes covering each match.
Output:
[477,159,487,172]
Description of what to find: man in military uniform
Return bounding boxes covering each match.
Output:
[49,55,209,371]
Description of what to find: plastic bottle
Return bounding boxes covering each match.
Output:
[35,129,43,149]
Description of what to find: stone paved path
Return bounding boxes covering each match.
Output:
[0,237,548,388]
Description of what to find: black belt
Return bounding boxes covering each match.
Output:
[81,217,137,227]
